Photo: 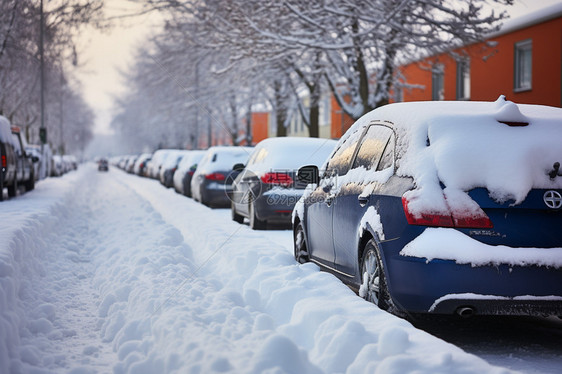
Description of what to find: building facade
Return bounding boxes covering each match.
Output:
[398,4,562,107]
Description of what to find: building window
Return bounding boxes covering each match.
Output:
[514,39,532,92]
[432,64,444,101]
[456,58,470,100]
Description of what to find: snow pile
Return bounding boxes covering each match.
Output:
[0,165,517,373]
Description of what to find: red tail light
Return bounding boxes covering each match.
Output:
[205,172,225,181]
[402,196,493,229]
[1,155,6,168]
[261,172,293,187]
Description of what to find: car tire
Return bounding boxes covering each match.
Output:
[293,222,309,263]
[7,179,17,197]
[249,202,266,230]
[232,202,244,224]
[0,176,4,201]
[25,175,34,191]
[360,239,391,311]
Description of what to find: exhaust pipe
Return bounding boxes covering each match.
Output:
[456,306,475,318]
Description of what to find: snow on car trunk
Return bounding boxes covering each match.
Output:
[343,96,562,213]
[0,164,514,373]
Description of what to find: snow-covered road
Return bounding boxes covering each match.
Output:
[0,164,558,373]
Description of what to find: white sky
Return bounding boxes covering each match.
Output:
[75,0,562,135]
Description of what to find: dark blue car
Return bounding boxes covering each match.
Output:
[293,97,562,317]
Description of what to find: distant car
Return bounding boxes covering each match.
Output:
[173,150,206,196]
[160,150,190,188]
[293,97,562,318]
[231,137,337,229]
[1,118,38,200]
[51,155,64,177]
[98,158,109,172]
[191,146,253,208]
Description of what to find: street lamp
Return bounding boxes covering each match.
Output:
[39,0,47,147]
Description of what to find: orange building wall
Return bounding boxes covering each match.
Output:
[251,112,269,145]
[330,95,355,139]
[400,16,562,107]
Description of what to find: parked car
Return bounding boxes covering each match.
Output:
[160,150,190,188]
[133,153,152,176]
[147,149,181,179]
[51,155,64,177]
[1,117,38,200]
[231,137,337,229]
[62,155,78,171]
[191,146,253,208]
[293,97,562,318]
[173,150,206,196]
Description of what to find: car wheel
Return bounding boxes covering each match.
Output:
[25,175,34,191]
[249,202,266,230]
[231,202,244,223]
[7,179,17,197]
[360,239,390,311]
[0,176,4,201]
[293,222,309,264]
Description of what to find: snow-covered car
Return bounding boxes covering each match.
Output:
[191,146,253,208]
[293,96,562,317]
[172,150,206,196]
[133,153,152,176]
[159,150,190,188]
[231,137,337,230]
[51,155,64,177]
[147,149,182,179]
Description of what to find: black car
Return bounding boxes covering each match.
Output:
[98,158,109,172]
[231,137,336,229]
[1,117,37,201]
[191,146,253,208]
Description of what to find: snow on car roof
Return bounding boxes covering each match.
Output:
[342,96,562,211]
[197,146,253,173]
[0,115,19,148]
[246,137,337,174]
[177,150,207,172]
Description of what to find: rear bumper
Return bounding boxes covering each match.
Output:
[201,181,232,208]
[386,255,562,316]
[429,293,562,316]
[254,189,304,224]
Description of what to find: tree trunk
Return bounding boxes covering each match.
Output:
[308,81,320,138]
[229,97,238,146]
[273,80,288,137]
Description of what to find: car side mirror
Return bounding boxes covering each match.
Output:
[232,163,245,172]
[32,156,39,163]
[297,165,319,185]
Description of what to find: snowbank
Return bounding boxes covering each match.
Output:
[0,165,516,373]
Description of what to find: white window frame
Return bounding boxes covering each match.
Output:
[432,64,445,101]
[514,39,532,92]
[456,58,471,100]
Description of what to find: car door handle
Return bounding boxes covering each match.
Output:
[358,195,369,207]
